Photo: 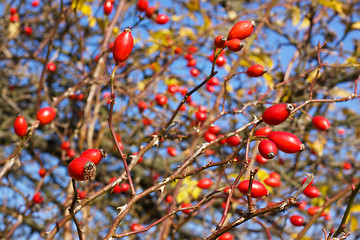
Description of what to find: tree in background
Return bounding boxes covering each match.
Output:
[1,0,360,239]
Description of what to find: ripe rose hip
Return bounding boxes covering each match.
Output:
[269,172,280,180]
[66,149,75,158]
[219,232,234,240]
[165,195,173,203]
[215,55,226,67]
[303,186,320,198]
[254,126,272,137]
[227,39,245,52]
[61,141,70,150]
[188,46,198,53]
[137,101,148,112]
[190,68,200,77]
[267,131,304,153]
[120,183,130,192]
[14,116,28,137]
[214,35,228,49]
[307,206,325,216]
[258,139,277,159]
[113,27,134,63]
[262,104,294,126]
[180,202,193,214]
[137,0,148,12]
[343,162,352,170]
[32,192,44,204]
[187,58,197,67]
[38,168,46,178]
[195,110,207,122]
[312,116,331,131]
[130,223,144,231]
[204,131,217,142]
[301,177,314,186]
[228,20,255,40]
[167,147,177,156]
[264,177,281,187]
[47,62,56,72]
[104,1,113,15]
[32,0,40,7]
[67,157,96,181]
[237,180,269,198]
[290,215,305,226]
[168,84,180,94]
[208,125,221,135]
[255,154,267,164]
[80,149,106,165]
[37,107,56,125]
[206,84,215,92]
[208,77,220,86]
[78,190,87,199]
[10,7,17,15]
[226,135,241,146]
[246,64,266,77]
[197,178,213,189]
[24,26,33,36]
[145,6,155,18]
[156,14,169,25]
[155,94,168,106]
[184,53,193,60]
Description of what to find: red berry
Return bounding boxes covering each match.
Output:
[47,62,56,72]
[267,131,304,154]
[228,20,255,40]
[343,162,352,170]
[131,152,143,163]
[204,131,217,142]
[303,186,320,198]
[214,35,228,49]
[32,192,44,204]
[187,58,197,67]
[67,157,96,181]
[138,101,148,112]
[269,172,281,180]
[10,7,17,15]
[297,200,307,210]
[215,55,226,67]
[14,116,28,137]
[104,1,113,15]
[168,84,180,94]
[38,168,46,178]
[130,223,144,231]
[312,116,331,131]
[246,64,266,77]
[156,14,169,25]
[237,180,269,198]
[255,154,267,164]
[145,6,155,18]
[206,84,215,92]
[227,39,245,52]
[61,141,70,150]
[66,149,75,158]
[137,0,148,12]
[174,47,182,54]
[264,177,281,187]
[185,53,193,60]
[167,147,177,156]
[113,185,122,194]
[262,104,293,126]
[37,107,56,125]
[80,149,106,165]
[195,111,207,122]
[187,46,198,53]
[165,195,173,203]
[197,178,213,189]
[307,206,325,216]
[120,183,130,192]
[113,27,134,63]
[208,125,221,135]
[10,15,19,22]
[226,135,241,146]
[219,232,234,240]
[301,177,314,186]
[24,26,33,36]
[258,139,277,159]
[155,94,168,106]
[254,126,272,137]
[290,215,305,226]
[32,0,40,7]
[78,190,87,199]
[208,77,220,86]
[180,202,193,214]
[190,68,200,77]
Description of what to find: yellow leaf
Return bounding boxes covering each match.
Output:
[305,69,321,83]
[226,83,233,92]
[311,197,325,207]
[223,63,231,73]
[72,0,85,10]
[299,17,311,29]
[191,187,201,199]
[8,22,20,39]
[352,21,360,30]
[165,78,179,86]
[350,204,360,213]
[81,3,92,16]
[263,73,274,88]
[318,0,344,15]
[176,187,190,203]
[146,44,159,55]
[256,169,269,182]
[179,27,195,39]
[112,26,119,35]
[307,134,326,156]
[248,53,273,69]
[291,6,301,26]
[319,185,329,196]
[329,87,352,98]
[187,0,200,12]
[137,80,146,91]
[350,216,358,232]
[88,16,96,28]
[171,15,183,22]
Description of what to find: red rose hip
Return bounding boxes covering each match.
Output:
[80,149,107,165]
[312,116,331,131]
[197,178,213,189]
[228,20,255,40]
[37,107,56,125]
[68,157,96,181]
[290,215,305,226]
[246,64,266,77]
[267,131,304,154]
[262,104,294,126]
[237,180,269,198]
[14,116,28,137]
[113,27,134,63]
[258,139,277,159]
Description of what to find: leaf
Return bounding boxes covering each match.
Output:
[81,3,92,16]
[299,17,311,29]
[71,0,85,10]
[165,78,179,86]
[328,87,352,98]
[350,216,358,232]
[263,73,274,88]
[146,44,159,55]
[187,0,200,12]
[8,22,20,39]
[318,0,344,15]
[352,21,360,30]
[350,204,360,213]
[307,134,326,156]
[171,15,184,22]
[291,6,301,26]
[305,69,321,83]
[179,27,196,40]
[88,16,96,28]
